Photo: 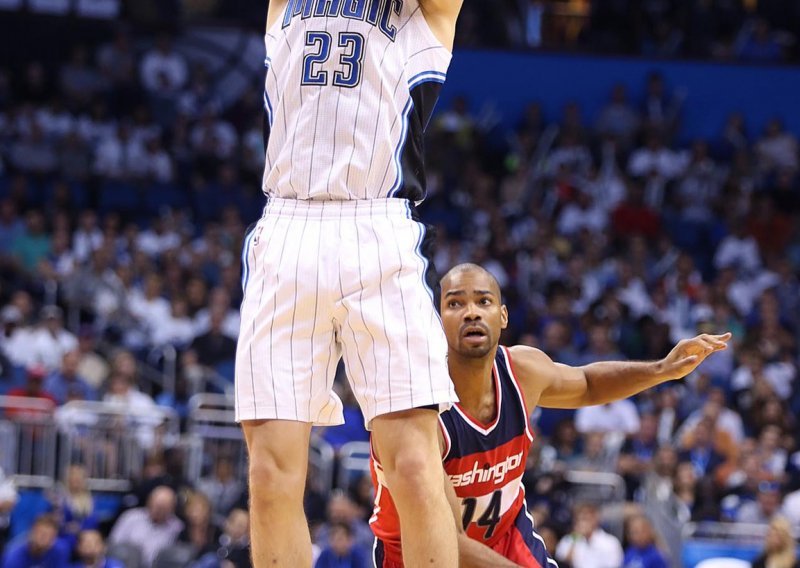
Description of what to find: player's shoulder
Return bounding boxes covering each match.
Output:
[506,345,559,394]
[507,345,553,369]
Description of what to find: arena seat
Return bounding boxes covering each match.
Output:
[152,543,197,568]
[107,541,144,568]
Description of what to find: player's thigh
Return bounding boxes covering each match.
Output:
[236,209,343,425]
[241,419,312,494]
[338,212,455,424]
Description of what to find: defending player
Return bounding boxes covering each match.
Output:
[237,0,467,566]
[370,263,731,567]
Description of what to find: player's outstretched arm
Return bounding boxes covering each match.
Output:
[443,472,523,568]
[510,333,732,410]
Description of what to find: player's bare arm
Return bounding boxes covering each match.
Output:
[509,333,732,410]
[266,0,288,29]
[419,0,464,51]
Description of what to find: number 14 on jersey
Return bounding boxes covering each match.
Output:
[302,31,365,88]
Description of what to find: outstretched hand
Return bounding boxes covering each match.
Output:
[660,333,732,381]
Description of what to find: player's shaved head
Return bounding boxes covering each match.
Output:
[440,263,501,299]
[439,263,507,359]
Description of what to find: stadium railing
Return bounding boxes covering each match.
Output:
[183,393,335,492]
[55,400,180,492]
[337,441,371,490]
[0,395,58,488]
[682,521,800,567]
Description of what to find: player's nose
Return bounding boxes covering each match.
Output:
[463,303,481,320]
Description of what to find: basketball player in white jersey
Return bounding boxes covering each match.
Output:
[236,0,465,566]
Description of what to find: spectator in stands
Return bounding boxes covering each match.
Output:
[595,84,641,151]
[737,19,785,63]
[193,288,239,340]
[26,306,78,371]
[44,350,97,405]
[93,122,147,180]
[782,486,800,528]
[1,305,29,367]
[314,521,368,568]
[672,461,702,521]
[617,413,659,497]
[75,327,109,391]
[5,365,58,416]
[640,445,678,504]
[569,432,615,473]
[0,467,18,551]
[191,508,251,568]
[8,123,58,177]
[757,425,789,479]
[678,417,730,480]
[127,274,171,342]
[1,514,69,568]
[11,211,51,274]
[151,297,195,349]
[0,200,24,254]
[190,108,238,162]
[139,34,188,95]
[178,491,221,559]
[756,119,799,174]
[679,394,745,445]
[96,27,137,95]
[737,481,784,524]
[575,397,640,436]
[611,183,661,242]
[750,516,800,568]
[197,457,244,519]
[59,45,106,110]
[73,529,123,568]
[49,464,98,550]
[109,485,183,567]
[622,514,668,568]
[187,308,236,368]
[555,502,624,568]
[313,491,373,563]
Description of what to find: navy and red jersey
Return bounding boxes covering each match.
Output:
[370,346,556,567]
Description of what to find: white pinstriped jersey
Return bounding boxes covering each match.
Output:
[262,0,451,201]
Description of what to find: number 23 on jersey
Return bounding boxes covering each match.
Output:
[301,30,365,87]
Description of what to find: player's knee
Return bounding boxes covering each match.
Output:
[383,446,440,496]
[248,456,304,506]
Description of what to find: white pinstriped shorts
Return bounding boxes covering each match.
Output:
[234,197,458,427]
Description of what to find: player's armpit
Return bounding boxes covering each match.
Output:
[442,473,523,567]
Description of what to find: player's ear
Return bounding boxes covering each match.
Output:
[500,304,508,329]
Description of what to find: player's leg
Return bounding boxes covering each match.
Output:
[236,200,343,566]
[337,201,459,565]
[241,419,313,566]
[371,409,459,566]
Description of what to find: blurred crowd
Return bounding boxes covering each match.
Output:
[0,13,798,568]
[457,0,800,63]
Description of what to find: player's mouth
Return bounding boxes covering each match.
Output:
[461,325,488,346]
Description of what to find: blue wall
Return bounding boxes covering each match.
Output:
[440,50,800,143]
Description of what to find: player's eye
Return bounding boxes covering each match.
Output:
[480,298,491,305]
[448,301,461,308]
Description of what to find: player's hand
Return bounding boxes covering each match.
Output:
[659,333,732,381]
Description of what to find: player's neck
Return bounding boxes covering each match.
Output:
[448,348,498,418]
